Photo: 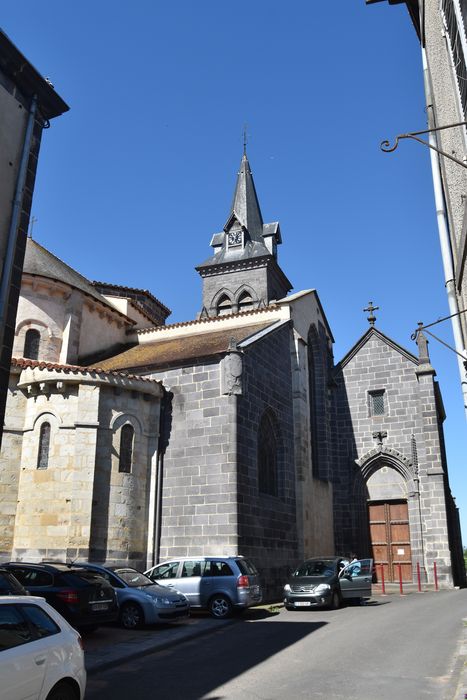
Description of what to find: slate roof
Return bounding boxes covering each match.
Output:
[366,0,421,39]
[197,152,281,270]
[227,152,264,240]
[91,321,277,372]
[0,30,69,119]
[23,239,131,319]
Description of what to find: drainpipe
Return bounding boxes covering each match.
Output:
[152,388,170,566]
[422,48,467,419]
[0,95,38,349]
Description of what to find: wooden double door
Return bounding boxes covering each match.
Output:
[368,500,412,582]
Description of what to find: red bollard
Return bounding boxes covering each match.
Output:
[398,563,404,595]
[380,564,386,595]
[417,561,421,592]
[433,561,438,591]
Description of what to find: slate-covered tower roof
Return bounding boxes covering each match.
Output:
[196,151,292,318]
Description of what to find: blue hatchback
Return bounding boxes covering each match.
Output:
[76,563,190,629]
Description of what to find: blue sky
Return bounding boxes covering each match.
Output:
[3,2,467,543]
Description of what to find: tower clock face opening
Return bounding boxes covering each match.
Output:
[228,230,242,246]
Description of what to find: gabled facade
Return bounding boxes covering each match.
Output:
[333,324,464,586]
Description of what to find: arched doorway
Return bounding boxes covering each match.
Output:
[368,500,412,582]
[366,467,412,582]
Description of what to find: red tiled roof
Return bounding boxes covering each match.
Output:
[11,357,157,383]
[133,304,281,335]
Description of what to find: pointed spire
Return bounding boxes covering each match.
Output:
[416,322,430,364]
[226,152,264,241]
[414,322,436,377]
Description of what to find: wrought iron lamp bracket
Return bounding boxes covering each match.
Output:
[381,122,467,169]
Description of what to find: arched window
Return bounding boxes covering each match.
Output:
[119,424,134,473]
[217,294,232,316]
[257,412,278,496]
[237,291,254,311]
[24,329,40,360]
[37,422,51,469]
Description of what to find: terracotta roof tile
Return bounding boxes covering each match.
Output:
[133,304,281,335]
[11,357,156,383]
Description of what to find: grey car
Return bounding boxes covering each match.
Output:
[144,556,262,619]
[76,564,190,629]
[283,557,373,610]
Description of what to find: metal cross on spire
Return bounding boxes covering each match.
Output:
[243,123,248,156]
[363,301,379,326]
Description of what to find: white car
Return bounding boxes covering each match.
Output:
[0,595,86,700]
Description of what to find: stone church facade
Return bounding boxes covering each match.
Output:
[0,151,464,595]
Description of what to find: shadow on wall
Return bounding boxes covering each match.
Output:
[331,365,369,560]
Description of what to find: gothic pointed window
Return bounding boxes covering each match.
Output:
[257,411,278,497]
[238,291,254,311]
[119,424,134,473]
[217,294,232,316]
[24,329,40,360]
[37,422,51,469]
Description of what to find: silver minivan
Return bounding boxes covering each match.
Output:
[145,556,262,618]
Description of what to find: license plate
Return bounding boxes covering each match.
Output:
[91,603,109,611]
[294,601,312,607]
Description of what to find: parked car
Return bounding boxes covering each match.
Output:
[0,595,86,700]
[144,555,263,619]
[75,564,190,630]
[283,556,373,610]
[2,563,118,631]
[0,568,29,596]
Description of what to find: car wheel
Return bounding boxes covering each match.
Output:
[209,594,233,619]
[46,680,79,700]
[329,590,341,610]
[120,601,145,629]
[285,604,295,611]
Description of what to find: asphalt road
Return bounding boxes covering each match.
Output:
[85,589,467,699]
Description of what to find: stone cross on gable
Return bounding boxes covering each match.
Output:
[364,301,379,326]
[372,430,387,447]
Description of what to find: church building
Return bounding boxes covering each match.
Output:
[0,151,464,596]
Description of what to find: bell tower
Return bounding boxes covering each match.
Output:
[196,151,292,318]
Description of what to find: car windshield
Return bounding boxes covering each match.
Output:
[114,569,153,587]
[293,559,336,577]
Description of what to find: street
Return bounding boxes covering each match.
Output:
[85,589,467,699]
